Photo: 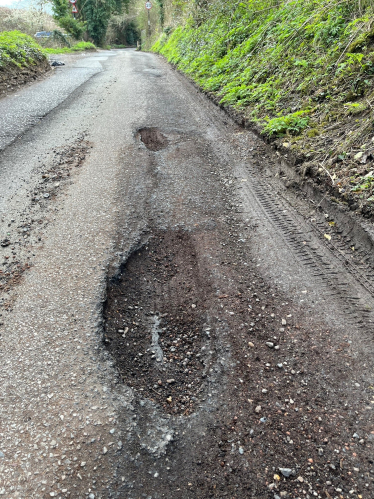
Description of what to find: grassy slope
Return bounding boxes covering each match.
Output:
[153,0,374,216]
[0,30,47,70]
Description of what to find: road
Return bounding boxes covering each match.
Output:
[0,49,373,498]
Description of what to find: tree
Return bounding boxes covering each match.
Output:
[82,0,130,46]
[50,0,86,39]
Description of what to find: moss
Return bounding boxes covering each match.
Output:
[307,128,320,138]
[348,27,374,53]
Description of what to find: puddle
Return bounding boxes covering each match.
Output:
[103,229,212,415]
[138,127,168,151]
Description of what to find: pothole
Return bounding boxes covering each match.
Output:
[104,230,213,415]
[138,127,168,151]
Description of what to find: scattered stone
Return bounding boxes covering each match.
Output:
[43,193,50,198]
[255,405,262,413]
[239,447,244,455]
[88,494,95,499]
[277,363,283,369]
[279,468,294,478]
[248,341,254,348]
[297,476,304,483]
[266,342,274,348]
[166,379,176,384]
[281,319,287,325]
[103,447,108,454]
[274,345,280,350]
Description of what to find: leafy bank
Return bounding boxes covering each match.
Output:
[0,31,50,98]
[152,0,374,217]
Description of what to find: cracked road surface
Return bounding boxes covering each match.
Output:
[0,49,373,499]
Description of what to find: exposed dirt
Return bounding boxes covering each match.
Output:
[105,219,374,498]
[139,127,169,151]
[0,59,51,99]
[103,117,374,497]
[0,136,91,312]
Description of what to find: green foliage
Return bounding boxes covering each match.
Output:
[152,0,374,136]
[50,0,86,40]
[51,0,70,19]
[263,111,310,137]
[82,0,130,46]
[43,42,96,54]
[50,0,130,44]
[0,30,46,69]
[351,174,374,192]
[58,16,86,40]
[107,15,140,46]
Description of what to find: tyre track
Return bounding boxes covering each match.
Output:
[237,166,374,333]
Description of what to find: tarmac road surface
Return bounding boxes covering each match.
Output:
[0,49,373,498]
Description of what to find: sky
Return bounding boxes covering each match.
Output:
[0,0,48,8]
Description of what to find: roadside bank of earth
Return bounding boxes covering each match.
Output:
[0,31,50,98]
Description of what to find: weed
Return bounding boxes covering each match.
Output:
[0,30,46,69]
[263,111,310,137]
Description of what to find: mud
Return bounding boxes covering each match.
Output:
[104,230,210,416]
[0,59,51,99]
[138,127,169,151]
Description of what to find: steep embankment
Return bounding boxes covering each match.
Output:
[0,31,50,97]
[153,0,374,217]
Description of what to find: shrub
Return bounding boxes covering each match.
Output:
[0,30,46,69]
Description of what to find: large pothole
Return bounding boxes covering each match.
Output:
[103,229,214,415]
[138,127,169,151]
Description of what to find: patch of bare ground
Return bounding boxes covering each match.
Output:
[0,58,51,99]
[105,223,374,498]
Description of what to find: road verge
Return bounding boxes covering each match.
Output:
[0,30,50,98]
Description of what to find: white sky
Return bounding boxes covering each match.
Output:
[0,0,47,7]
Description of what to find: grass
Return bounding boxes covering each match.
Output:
[43,42,96,54]
[152,0,374,214]
[0,30,46,69]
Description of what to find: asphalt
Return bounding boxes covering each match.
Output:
[0,49,373,499]
[0,51,116,152]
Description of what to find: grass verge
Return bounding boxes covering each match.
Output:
[153,0,374,218]
[43,41,96,54]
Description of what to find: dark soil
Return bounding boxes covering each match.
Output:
[0,59,51,99]
[104,230,210,416]
[138,127,169,151]
[104,224,374,498]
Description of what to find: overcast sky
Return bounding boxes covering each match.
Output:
[0,0,50,8]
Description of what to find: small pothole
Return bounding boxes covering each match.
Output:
[138,127,168,151]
